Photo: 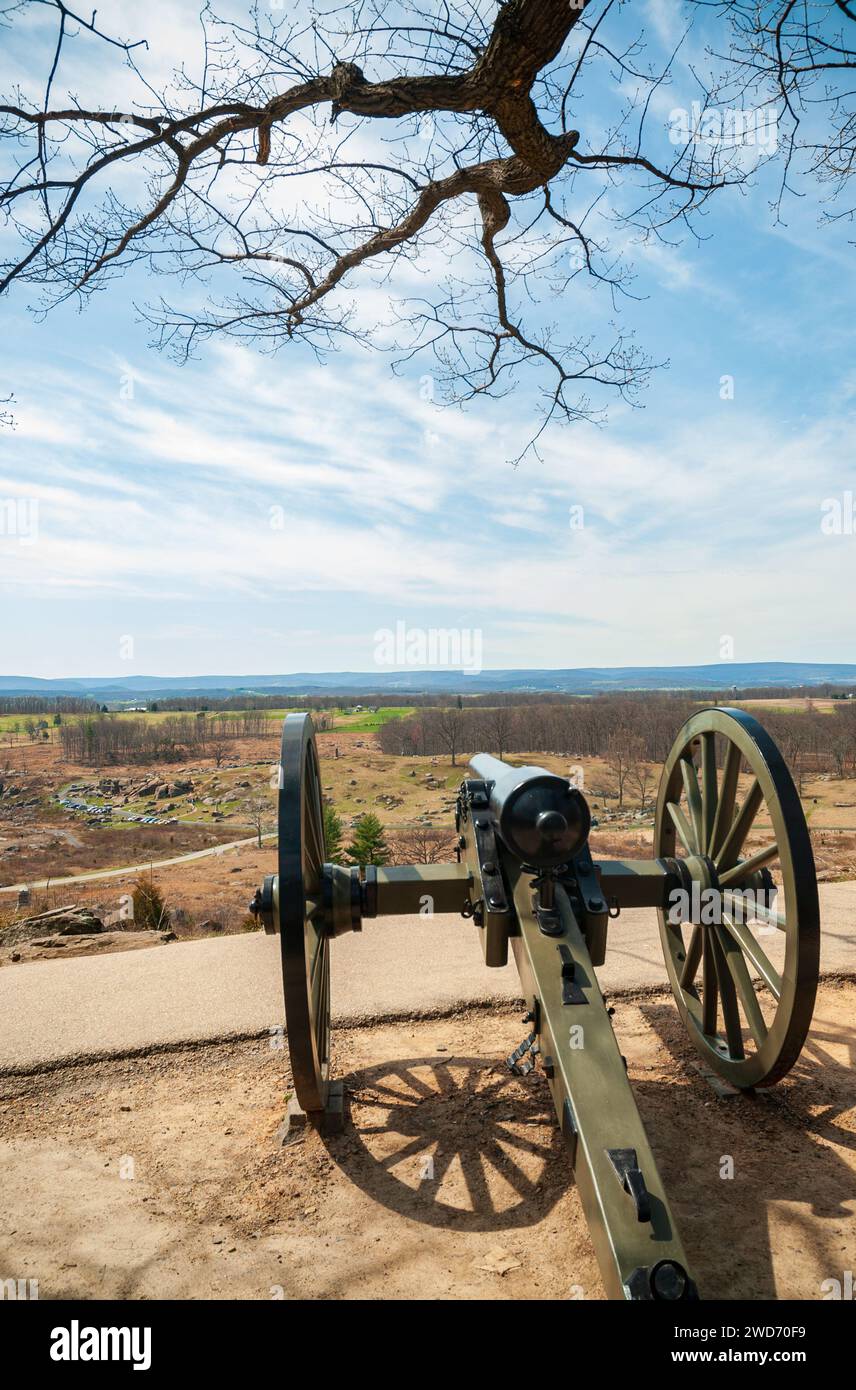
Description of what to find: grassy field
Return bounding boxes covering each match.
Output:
[0,704,418,741]
[329,706,416,731]
[733,697,847,714]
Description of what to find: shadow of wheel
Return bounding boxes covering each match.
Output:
[324,1053,569,1232]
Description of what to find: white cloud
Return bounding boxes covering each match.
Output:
[2,327,854,673]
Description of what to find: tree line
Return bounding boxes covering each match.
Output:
[376,695,856,789]
[58,711,273,765]
[377,696,700,766]
[0,696,96,714]
[150,693,413,713]
[143,683,856,716]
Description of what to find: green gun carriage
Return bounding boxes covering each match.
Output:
[251,706,820,1301]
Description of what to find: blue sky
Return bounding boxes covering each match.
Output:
[0,0,854,678]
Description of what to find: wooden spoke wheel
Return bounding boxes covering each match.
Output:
[654,707,819,1089]
[277,713,331,1117]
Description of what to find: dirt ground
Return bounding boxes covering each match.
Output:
[0,843,276,962]
[1,981,854,1302]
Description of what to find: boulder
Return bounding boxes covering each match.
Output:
[1,905,105,947]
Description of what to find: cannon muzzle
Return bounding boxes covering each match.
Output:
[469,751,590,868]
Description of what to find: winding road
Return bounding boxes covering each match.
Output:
[0,831,277,896]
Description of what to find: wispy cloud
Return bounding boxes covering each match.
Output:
[1,1,854,676]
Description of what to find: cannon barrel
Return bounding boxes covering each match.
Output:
[469,751,590,868]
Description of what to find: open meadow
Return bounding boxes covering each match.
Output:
[3,699,856,964]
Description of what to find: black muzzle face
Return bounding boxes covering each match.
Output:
[495,775,591,867]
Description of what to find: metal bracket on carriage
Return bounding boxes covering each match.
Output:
[468,797,510,919]
[606,1147,653,1224]
[558,944,587,1005]
[530,867,562,935]
[506,1030,540,1076]
[564,843,610,964]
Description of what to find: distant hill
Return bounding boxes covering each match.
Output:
[1,662,855,699]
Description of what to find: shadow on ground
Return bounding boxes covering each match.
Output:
[636,994,856,1299]
[325,1052,569,1232]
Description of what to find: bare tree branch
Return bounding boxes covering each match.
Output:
[693,2,856,224]
[3,0,841,451]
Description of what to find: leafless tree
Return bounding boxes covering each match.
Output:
[604,726,644,808]
[390,824,456,863]
[699,2,856,226]
[833,702,856,777]
[211,737,232,769]
[431,706,464,765]
[57,714,261,764]
[627,758,655,812]
[829,728,851,779]
[0,0,781,459]
[247,793,270,848]
[778,719,811,796]
[483,703,514,759]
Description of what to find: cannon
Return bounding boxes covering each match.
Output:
[251,707,820,1301]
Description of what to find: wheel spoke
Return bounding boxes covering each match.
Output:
[680,757,704,853]
[700,732,718,853]
[713,925,768,1049]
[715,777,764,872]
[721,914,782,1001]
[680,924,703,990]
[310,935,327,1017]
[718,841,779,889]
[723,890,786,932]
[317,945,330,1063]
[667,799,696,856]
[709,739,741,858]
[710,928,745,1059]
[701,930,718,1035]
[305,787,326,870]
[309,923,325,989]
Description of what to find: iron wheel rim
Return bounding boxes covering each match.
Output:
[654,706,819,1088]
[278,713,330,1114]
